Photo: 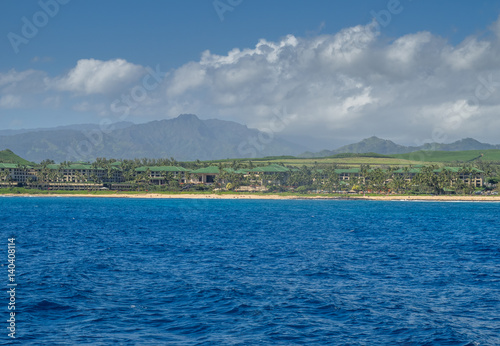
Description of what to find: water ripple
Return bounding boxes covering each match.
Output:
[1,198,498,345]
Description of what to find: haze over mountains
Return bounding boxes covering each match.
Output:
[0,122,135,137]
[0,114,305,162]
[300,136,500,158]
[1,114,499,163]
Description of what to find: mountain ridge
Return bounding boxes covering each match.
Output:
[299,136,500,158]
[0,114,306,162]
[1,117,499,162]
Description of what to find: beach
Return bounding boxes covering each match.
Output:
[2,193,500,201]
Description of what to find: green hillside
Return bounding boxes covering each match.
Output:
[327,152,392,159]
[391,149,500,162]
[0,149,33,165]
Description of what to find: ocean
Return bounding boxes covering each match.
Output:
[1,197,499,345]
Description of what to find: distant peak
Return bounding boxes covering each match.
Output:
[362,136,386,142]
[456,137,480,143]
[176,114,199,121]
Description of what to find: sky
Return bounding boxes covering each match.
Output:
[2,0,500,151]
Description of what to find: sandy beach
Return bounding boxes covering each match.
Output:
[2,193,500,202]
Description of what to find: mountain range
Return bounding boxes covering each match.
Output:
[299,136,500,158]
[1,115,500,163]
[0,114,305,162]
[0,121,134,137]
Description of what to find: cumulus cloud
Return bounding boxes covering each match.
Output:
[159,17,500,148]
[4,16,500,149]
[52,58,146,95]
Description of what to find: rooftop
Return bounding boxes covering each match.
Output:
[0,163,18,169]
[250,164,290,173]
[191,166,221,174]
[135,166,191,172]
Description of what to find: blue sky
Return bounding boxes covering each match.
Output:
[2,0,500,149]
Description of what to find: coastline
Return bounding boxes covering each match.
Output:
[2,193,500,202]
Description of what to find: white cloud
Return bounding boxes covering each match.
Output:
[0,94,22,108]
[166,62,207,97]
[159,17,500,147]
[0,69,47,93]
[53,58,146,95]
[443,38,491,70]
[387,32,433,66]
[4,17,500,148]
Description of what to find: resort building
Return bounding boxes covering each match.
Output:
[447,167,484,187]
[190,166,220,184]
[189,166,249,184]
[335,168,362,181]
[0,161,486,192]
[0,163,36,183]
[249,164,290,185]
[135,166,191,185]
[41,164,124,183]
[393,167,484,187]
[392,168,421,182]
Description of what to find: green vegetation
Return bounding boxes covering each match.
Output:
[247,156,432,168]
[0,149,33,165]
[1,149,500,196]
[327,152,393,159]
[199,155,297,164]
[391,149,500,163]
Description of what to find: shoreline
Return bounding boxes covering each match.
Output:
[1,193,500,202]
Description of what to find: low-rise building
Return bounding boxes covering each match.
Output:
[190,166,221,184]
[335,168,362,181]
[0,163,36,183]
[135,166,191,185]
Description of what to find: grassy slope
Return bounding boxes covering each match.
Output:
[0,149,34,165]
[391,149,500,163]
[249,156,433,167]
[5,146,500,168]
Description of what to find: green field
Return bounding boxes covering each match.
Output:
[3,147,500,168]
[248,156,433,168]
[391,149,500,163]
[204,150,500,168]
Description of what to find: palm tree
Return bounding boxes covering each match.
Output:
[162,171,174,188]
[0,169,8,182]
[0,170,9,187]
[321,167,338,193]
[217,165,227,188]
[366,168,387,193]
[47,169,58,185]
[134,169,150,190]
[36,165,50,189]
[389,173,405,194]
[122,163,135,183]
[105,162,114,183]
[458,166,476,194]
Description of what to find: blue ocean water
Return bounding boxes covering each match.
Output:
[1,197,499,345]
